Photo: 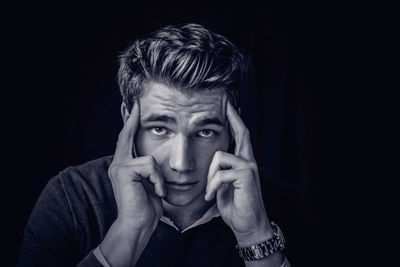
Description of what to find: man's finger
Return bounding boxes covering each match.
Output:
[207,151,251,186]
[129,156,166,198]
[205,168,253,201]
[114,100,140,161]
[139,168,166,198]
[115,158,166,198]
[226,101,254,161]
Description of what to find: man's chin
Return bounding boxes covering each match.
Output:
[162,190,203,207]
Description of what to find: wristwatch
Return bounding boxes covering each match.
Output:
[236,222,286,261]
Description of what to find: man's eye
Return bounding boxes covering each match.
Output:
[151,127,169,135]
[198,129,215,138]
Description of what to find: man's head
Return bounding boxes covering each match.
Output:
[117,23,249,113]
[117,24,249,208]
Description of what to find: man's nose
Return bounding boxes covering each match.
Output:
[169,135,194,173]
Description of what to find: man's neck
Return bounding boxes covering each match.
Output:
[162,198,215,231]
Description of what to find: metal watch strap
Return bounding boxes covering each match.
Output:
[236,222,286,261]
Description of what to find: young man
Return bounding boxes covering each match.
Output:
[19,23,291,266]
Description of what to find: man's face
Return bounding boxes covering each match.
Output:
[133,81,230,207]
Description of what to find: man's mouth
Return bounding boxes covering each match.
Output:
[165,181,198,191]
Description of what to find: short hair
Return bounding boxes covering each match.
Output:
[117,23,249,112]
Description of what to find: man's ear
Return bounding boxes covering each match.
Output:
[120,102,130,124]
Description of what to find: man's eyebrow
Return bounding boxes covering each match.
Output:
[194,117,226,127]
[141,114,177,124]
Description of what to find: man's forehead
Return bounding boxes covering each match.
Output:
[139,81,228,121]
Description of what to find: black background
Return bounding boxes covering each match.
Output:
[3,1,380,266]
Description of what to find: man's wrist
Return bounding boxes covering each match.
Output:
[236,221,287,266]
[243,252,285,267]
[115,215,160,235]
[100,218,155,267]
[234,221,274,247]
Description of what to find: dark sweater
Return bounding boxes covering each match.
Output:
[18,156,295,267]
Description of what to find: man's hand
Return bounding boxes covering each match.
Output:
[99,100,166,266]
[108,99,165,230]
[205,101,272,246]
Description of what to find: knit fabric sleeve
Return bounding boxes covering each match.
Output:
[17,175,103,266]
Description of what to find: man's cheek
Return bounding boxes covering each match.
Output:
[135,131,164,157]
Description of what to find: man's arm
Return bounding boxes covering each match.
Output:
[18,174,105,267]
[244,255,291,267]
[205,101,290,266]
[246,256,291,267]
[19,100,165,267]
[97,100,165,266]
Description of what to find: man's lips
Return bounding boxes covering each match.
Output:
[165,181,198,191]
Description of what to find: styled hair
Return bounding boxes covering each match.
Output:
[117,23,249,112]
